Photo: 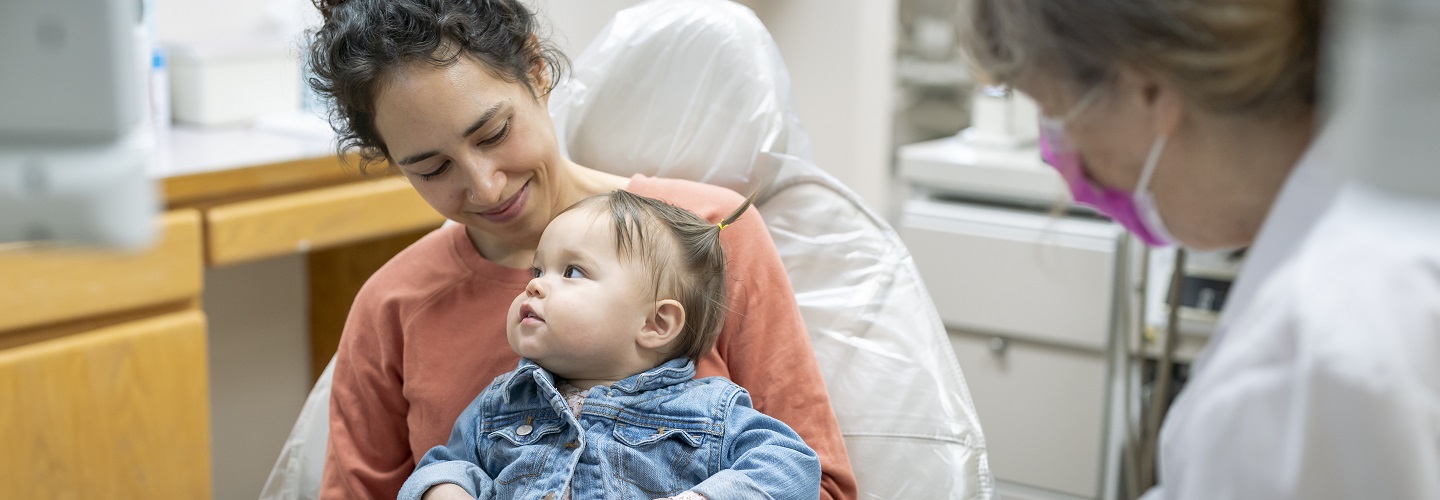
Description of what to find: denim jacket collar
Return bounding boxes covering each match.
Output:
[505,357,696,396]
[610,358,696,394]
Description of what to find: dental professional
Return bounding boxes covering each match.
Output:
[960,0,1440,498]
[305,0,856,498]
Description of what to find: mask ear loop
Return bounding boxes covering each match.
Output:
[1132,133,1180,246]
[1050,85,1106,124]
[1135,134,1169,193]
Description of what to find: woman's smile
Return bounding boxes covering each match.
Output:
[475,180,531,224]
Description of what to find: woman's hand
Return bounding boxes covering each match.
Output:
[422,483,475,500]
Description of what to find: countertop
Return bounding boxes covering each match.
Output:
[150,115,375,207]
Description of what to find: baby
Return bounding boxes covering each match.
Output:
[399,190,820,500]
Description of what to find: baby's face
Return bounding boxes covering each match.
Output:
[506,207,657,381]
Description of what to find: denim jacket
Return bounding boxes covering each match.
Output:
[398,358,820,500]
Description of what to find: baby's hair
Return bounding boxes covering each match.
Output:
[569,190,758,362]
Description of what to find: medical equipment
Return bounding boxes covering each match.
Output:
[263,1,995,498]
[895,0,973,142]
[899,88,1065,208]
[168,36,302,126]
[0,0,158,247]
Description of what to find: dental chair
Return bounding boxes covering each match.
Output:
[263,1,993,498]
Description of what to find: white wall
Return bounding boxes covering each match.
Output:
[523,0,647,56]
[536,0,897,211]
[736,0,896,211]
[154,0,317,44]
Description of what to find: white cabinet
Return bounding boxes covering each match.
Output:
[901,197,1130,499]
[947,331,1109,498]
[903,198,1121,350]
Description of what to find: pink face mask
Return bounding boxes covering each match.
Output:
[1037,103,1177,247]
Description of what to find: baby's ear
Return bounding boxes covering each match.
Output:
[638,299,685,351]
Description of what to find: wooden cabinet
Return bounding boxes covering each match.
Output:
[0,146,442,498]
[0,210,204,333]
[0,310,212,499]
[0,210,210,498]
[205,176,443,266]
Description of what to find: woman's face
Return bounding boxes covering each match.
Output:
[1017,69,1211,246]
[373,56,565,252]
[1024,75,1157,192]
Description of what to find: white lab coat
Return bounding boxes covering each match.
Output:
[1144,152,1440,497]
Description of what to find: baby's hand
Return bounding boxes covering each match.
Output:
[422,483,475,500]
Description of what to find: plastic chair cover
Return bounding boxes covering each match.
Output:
[260,357,334,500]
[550,1,992,497]
[264,1,993,498]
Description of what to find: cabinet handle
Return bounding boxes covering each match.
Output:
[988,336,1009,356]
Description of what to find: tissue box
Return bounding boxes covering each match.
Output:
[168,37,300,126]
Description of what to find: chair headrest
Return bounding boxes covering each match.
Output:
[549,0,813,196]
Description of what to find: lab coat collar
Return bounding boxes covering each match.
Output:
[1196,130,1343,371]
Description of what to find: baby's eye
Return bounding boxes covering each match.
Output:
[530,267,542,279]
[563,265,586,279]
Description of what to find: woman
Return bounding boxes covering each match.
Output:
[306,1,857,498]
[960,1,1440,498]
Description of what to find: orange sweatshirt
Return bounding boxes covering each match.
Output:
[321,175,856,500]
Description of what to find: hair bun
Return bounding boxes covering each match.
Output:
[313,0,345,21]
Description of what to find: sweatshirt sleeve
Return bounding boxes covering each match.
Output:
[320,281,414,500]
[715,204,857,500]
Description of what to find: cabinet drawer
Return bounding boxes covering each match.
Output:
[205,176,445,266]
[0,210,203,333]
[902,200,1122,350]
[0,309,211,498]
[949,329,1107,497]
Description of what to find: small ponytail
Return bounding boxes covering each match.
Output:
[715,189,760,232]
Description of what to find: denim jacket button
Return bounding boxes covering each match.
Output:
[516,424,533,436]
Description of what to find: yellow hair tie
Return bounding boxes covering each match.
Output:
[717,221,730,231]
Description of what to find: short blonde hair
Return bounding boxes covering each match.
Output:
[959,0,1322,116]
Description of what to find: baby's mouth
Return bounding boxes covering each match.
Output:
[519,304,544,323]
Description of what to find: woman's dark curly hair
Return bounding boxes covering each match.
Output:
[308,0,569,173]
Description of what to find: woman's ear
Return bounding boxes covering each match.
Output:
[1118,64,1185,138]
[528,33,552,103]
[637,299,685,351]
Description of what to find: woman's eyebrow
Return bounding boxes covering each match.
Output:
[396,150,438,166]
[394,102,506,166]
[462,102,505,137]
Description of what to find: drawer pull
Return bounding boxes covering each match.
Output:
[988,336,1009,356]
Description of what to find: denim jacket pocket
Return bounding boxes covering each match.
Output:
[610,422,712,498]
[487,418,564,447]
[484,416,565,491]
